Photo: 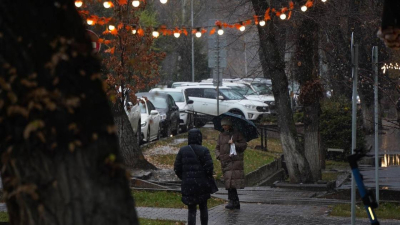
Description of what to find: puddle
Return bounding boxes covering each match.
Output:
[171,138,187,146]
[380,154,400,167]
[144,146,179,155]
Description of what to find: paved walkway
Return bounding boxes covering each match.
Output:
[340,118,400,191]
[136,187,399,224]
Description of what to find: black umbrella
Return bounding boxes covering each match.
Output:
[212,112,259,142]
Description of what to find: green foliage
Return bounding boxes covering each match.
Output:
[261,114,278,123]
[139,218,182,225]
[320,96,365,158]
[293,112,304,123]
[0,212,8,222]
[137,9,158,27]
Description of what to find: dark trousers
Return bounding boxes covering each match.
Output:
[228,188,239,201]
[188,201,208,225]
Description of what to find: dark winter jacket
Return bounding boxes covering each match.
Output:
[174,129,214,205]
[215,129,247,189]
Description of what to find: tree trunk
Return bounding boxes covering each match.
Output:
[112,102,156,170]
[0,1,138,224]
[251,0,313,183]
[295,13,323,182]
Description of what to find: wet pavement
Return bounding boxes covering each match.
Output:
[136,187,399,224]
[340,118,400,191]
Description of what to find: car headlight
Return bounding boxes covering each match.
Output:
[244,105,257,110]
[265,101,275,106]
[141,121,147,127]
[160,114,167,120]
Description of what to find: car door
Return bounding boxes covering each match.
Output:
[185,88,206,114]
[147,101,160,139]
[167,95,179,129]
[203,88,218,116]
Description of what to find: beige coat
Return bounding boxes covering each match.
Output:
[215,130,247,189]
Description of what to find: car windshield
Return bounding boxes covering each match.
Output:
[161,92,184,102]
[146,96,168,108]
[230,85,257,95]
[252,83,273,95]
[219,89,246,100]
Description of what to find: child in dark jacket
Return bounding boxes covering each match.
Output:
[174,129,214,225]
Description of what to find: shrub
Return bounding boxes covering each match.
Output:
[320,96,365,158]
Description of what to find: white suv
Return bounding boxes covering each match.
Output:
[198,81,276,114]
[177,86,269,127]
[149,88,194,132]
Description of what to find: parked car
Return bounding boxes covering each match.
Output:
[121,88,142,146]
[177,86,270,127]
[136,92,180,137]
[171,82,199,88]
[149,88,194,132]
[198,81,276,115]
[138,98,161,143]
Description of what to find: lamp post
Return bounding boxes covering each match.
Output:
[191,0,194,82]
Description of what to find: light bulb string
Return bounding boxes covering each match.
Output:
[82,0,323,37]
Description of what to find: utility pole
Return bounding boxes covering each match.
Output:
[191,0,194,82]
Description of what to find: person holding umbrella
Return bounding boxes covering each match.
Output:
[215,117,248,210]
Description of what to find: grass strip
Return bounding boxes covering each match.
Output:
[0,212,181,224]
[330,202,400,220]
[132,190,225,209]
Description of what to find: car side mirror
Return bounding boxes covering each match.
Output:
[150,110,159,115]
[187,100,194,104]
[218,95,224,100]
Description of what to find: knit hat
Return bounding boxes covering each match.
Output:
[221,117,232,126]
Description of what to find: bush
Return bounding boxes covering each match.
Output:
[320,96,365,158]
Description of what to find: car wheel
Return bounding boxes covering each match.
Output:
[181,119,188,133]
[194,120,206,128]
[163,123,172,137]
[230,110,245,118]
[188,114,194,130]
[157,125,161,140]
[172,119,179,135]
[147,127,151,143]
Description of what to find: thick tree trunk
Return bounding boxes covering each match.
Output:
[251,0,313,183]
[112,102,156,170]
[295,13,323,182]
[0,1,138,224]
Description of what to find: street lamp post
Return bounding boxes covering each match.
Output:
[191,0,194,82]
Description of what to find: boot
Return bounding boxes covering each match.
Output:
[225,200,235,210]
[233,200,240,209]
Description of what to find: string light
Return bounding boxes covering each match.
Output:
[80,1,321,38]
[173,31,180,38]
[195,28,202,38]
[239,23,245,32]
[152,30,160,38]
[132,0,140,7]
[103,1,112,8]
[132,26,137,34]
[75,0,83,7]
